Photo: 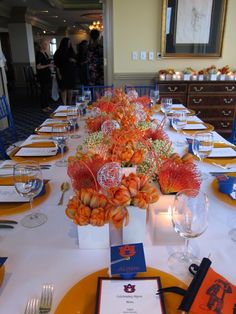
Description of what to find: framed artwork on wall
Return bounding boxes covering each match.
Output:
[161,0,227,58]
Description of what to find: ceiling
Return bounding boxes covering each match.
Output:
[0,0,103,34]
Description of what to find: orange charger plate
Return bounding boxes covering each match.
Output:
[211,173,236,207]
[55,267,186,314]
[204,143,236,166]
[0,180,51,216]
[0,266,5,287]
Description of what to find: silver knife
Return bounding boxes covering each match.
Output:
[0,225,14,229]
[0,220,18,224]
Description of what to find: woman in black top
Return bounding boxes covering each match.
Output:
[36,38,54,112]
[54,37,77,105]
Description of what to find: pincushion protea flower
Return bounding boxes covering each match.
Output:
[158,159,201,194]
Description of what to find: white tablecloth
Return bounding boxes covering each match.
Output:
[0,112,236,314]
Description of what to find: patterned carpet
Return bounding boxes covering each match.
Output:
[9,87,61,142]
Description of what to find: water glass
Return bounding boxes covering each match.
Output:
[172,111,187,132]
[13,161,47,228]
[161,98,172,115]
[150,89,160,106]
[168,189,209,274]
[67,106,80,139]
[83,90,92,103]
[51,123,69,167]
[192,132,214,161]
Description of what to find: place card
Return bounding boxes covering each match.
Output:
[0,186,28,202]
[184,123,207,130]
[53,112,67,117]
[208,147,236,158]
[15,147,57,157]
[110,243,146,276]
[95,278,165,314]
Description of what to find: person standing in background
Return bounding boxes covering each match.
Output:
[77,40,89,85]
[87,30,104,86]
[36,38,54,112]
[53,37,77,105]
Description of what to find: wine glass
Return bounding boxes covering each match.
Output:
[83,90,92,103]
[161,98,172,115]
[67,106,81,139]
[51,123,69,167]
[192,132,214,161]
[150,89,160,106]
[13,161,47,228]
[168,189,209,274]
[171,111,187,146]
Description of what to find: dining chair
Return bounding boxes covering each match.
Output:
[125,85,156,97]
[81,84,114,102]
[228,118,236,145]
[0,95,18,159]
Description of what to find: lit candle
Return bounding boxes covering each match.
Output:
[172,74,177,80]
[192,74,197,81]
[160,74,165,80]
[228,72,234,80]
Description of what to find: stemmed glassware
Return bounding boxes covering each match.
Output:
[51,123,69,167]
[13,161,47,228]
[192,132,214,161]
[67,106,80,139]
[161,98,172,116]
[192,132,214,180]
[168,189,209,274]
[172,111,187,146]
[83,90,92,103]
[150,88,160,107]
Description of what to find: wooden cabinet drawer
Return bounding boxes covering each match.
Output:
[159,84,187,93]
[188,105,235,119]
[160,94,187,105]
[212,120,233,130]
[188,96,220,106]
[189,83,236,93]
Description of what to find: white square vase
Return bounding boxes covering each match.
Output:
[183,74,191,81]
[209,74,217,81]
[121,166,137,177]
[122,206,147,244]
[219,74,226,81]
[198,75,204,81]
[77,224,110,249]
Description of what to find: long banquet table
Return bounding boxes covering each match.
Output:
[0,106,236,313]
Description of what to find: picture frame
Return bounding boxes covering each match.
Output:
[161,0,228,58]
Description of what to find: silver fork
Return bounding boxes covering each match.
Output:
[39,284,54,313]
[24,298,39,314]
[212,162,235,170]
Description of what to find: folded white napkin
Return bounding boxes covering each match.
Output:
[15,147,57,157]
[208,147,236,158]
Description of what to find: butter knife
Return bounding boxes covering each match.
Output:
[0,225,14,229]
[0,220,18,224]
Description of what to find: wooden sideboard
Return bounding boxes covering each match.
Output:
[157,80,236,138]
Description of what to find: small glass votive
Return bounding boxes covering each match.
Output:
[159,74,165,80]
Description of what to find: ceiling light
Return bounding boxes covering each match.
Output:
[89,20,103,31]
[63,19,66,23]
[43,30,46,34]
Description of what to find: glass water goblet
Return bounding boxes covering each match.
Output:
[51,123,69,167]
[13,161,47,228]
[83,90,92,103]
[192,132,214,161]
[192,132,214,180]
[161,98,172,127]
[168,189,209,274]
[172,111,187,147]
[150,89,160,106]
[67,106,81,139]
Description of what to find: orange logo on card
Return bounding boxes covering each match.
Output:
[119,245,136,258]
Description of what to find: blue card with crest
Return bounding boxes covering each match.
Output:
[110,243,146,275]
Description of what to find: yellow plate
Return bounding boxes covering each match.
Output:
[182,122,214,134]
[0,265,5,287]
[204,143,236,166]
[157,106,196,116]
[211,173,236,207]
[0,181,51,216]
[55,267,186,314]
